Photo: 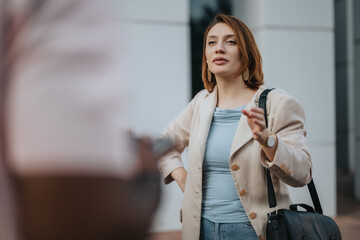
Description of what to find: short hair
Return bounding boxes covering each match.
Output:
[201,13,264,92]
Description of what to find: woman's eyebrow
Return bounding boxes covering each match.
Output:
[207,35,218,39]
[207,34,235,39]
[224,34,236,38]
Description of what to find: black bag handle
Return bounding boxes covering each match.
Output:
[289,203,315,212]
[259,89,323,214]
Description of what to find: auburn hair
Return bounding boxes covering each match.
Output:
[201,13,264,92]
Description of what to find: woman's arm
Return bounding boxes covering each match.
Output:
[170,167,187,192]
[159,90,206,186]
[243,93,312,187]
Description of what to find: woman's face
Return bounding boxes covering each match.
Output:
[205,23,242,79]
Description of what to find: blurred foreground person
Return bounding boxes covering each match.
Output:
[0,1,164,240]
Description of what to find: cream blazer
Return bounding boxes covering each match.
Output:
[159,85,312,240]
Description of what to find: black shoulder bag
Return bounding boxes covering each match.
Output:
[259,89,342,240]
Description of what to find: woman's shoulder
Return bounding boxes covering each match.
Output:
[191,88,213,103]
[182,89,212,113]
[196,88,212,98]
[265,87,305,116]
[267,88,302,106]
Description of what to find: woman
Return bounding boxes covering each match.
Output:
[159,14,312,240]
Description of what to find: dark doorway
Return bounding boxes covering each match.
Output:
[190,0,232,98]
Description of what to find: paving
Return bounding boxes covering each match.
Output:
[334,172,360,240]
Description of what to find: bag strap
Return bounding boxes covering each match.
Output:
[259,89,323,214]
[258,89,277,208]
[308,180,323,214]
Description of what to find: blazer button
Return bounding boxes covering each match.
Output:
[239,189,246,196]
[179,209,182,223]
[249,212,257,220]
[231,164,240,171]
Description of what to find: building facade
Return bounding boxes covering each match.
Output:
[116,0,360,233]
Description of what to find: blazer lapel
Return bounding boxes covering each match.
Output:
[196,87,217,162]
[230,86,266,158]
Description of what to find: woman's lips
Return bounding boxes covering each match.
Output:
[213,57,228,65]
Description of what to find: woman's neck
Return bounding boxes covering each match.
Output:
[216,75,257,109]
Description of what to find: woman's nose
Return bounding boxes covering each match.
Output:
[215,43,225,54]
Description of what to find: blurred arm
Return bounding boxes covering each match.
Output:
[2,0,159,239]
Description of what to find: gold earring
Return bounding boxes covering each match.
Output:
[207,70,212,82]
[243,68,249,81]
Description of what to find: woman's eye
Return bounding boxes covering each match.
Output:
[208,41,216,45]
[227,40,237,44]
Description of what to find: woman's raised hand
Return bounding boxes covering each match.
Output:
[241,107,270,145]
[242,107,278,162]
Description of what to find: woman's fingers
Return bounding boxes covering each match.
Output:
[254,119,266,129]
[243,109,265,129]
[242,108,264,121]
[252,130,264,142]
[241,109,250,117]
[249,112,264,121]
[243,108,267,144]
[250,107,264,114]
[243,107,270,144]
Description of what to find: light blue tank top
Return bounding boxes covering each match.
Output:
[201,106,249,223]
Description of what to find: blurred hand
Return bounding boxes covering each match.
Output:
[134,136,175,176]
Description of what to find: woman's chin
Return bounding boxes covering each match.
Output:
[213,72,236,79]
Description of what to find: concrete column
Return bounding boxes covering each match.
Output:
[345,0,355,174]
[114,0,190,232]
[353,0,360,200]
[233,0,336,215]
[335,0,350,172]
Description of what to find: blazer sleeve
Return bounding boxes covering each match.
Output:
[159,90,205,184]
[259,93,312,187]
